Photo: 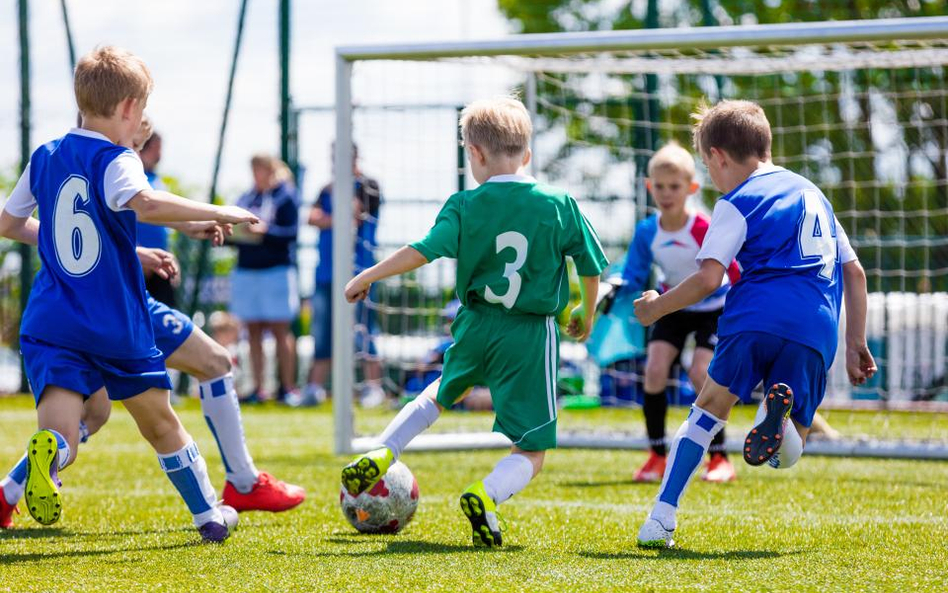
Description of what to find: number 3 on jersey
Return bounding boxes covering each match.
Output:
[799,189,837,280]
[54,175,101,277]
[485,231,528,309]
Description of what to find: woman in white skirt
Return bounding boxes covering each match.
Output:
[230,155,300,402]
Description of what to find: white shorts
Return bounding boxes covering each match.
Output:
[230,266,299,322]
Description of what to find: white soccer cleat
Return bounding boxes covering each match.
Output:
[637,516,675,548]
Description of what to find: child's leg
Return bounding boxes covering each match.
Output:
[35,387,86,470]
[482,447,543,505]
[648,377,734,530]
[122,388,222,527]
[643,341,678,457]
[166,327,259,493]
[690,347,733,482]
[377,379,444,459]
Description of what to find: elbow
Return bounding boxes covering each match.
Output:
[843,259,866,286]
[699,272,722,296]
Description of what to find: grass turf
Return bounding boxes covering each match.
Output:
[1,395,946,592]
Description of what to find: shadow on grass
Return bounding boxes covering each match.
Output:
[0,541,195,564]
[270,539,524,557]
[579,549,800,561]
[0,525,195,540]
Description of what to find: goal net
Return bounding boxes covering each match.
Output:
[326,17,948,459]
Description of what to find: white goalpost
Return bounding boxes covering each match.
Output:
[331,16,948,459]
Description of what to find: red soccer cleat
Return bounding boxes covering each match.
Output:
[633,451,667,483]
[222,472,306,513]
[0,495,19,529]
[702,453,737,482]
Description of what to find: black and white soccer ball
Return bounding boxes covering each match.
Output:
[340,460,419,534]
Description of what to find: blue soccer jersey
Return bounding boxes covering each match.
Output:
[697,166,857,368]
[11,128,157,360]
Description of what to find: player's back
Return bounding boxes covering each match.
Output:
[443,176,605,317]
[22,129,156,359]
[706,166,845,366]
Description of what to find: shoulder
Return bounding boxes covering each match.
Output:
[633,215,659,242]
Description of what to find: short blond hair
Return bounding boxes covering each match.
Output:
[132,113,154,152]
[692,100,771,162]
[251,154,293,185]
[459,96,532,158]
[74,46,153,118]
[647,141,696,180]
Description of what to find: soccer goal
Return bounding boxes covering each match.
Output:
[330,16,948,459]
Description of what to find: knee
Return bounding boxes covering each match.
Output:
[138,410,184,445]
[196,342,233,382]
[82,405,111,435]
[644,359,668,391]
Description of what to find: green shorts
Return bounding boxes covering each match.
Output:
[437,303,559,451]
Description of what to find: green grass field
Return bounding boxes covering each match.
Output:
[1,395,946,592]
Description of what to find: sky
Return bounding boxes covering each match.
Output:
[0,0,513,200]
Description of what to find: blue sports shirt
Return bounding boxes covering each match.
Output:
[10,128,158,359]
[314,176,381,286]
[697,166,857,368]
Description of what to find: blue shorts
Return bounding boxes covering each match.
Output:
[707,331,827,427]
[20,336,172,404]
[230,265,300,322]
[311,283,377,359]
[148,294,194,358]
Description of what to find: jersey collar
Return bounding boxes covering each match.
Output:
[68,127,115,144]
[748,163,785,179]
[485,173,537,184]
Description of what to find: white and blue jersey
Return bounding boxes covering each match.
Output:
[621,211,740,312]
[697,165,857,368]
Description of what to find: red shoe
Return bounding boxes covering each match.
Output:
[633,451,667,483]
[0,495,19,529]
[702,453,737,482]
[222,472,306,512]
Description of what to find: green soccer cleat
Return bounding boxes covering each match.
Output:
[459,481,503,547]
[24,430,63,526]
[341,447,394,496]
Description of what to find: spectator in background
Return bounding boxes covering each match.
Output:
[231,154,301,403]
[135,124,176,307]
[304,144,385,408]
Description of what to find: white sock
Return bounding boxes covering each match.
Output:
[379,396,441,459]
[482,454,534,505]
[1,454,28,505]
[157,441,223,527]
[651,405,726,529]
[199,374,259,493]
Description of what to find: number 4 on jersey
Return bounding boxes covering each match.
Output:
[799,189,837,280]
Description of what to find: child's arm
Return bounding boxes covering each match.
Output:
[127,190,259,226]
[634,259,725,326]
[137,247,179,280]
[345,246,428,303]
[842,259,877,386]
[166,221,232,246]
[0,211,39,246]
[566,274,600,342]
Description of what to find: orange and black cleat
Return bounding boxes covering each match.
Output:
[744,383,794,466]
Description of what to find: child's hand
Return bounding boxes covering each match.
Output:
[137,247,179,281]
[633,290,663,326]
[845,343,877,386]
[566,304,594,342]
[181,221,232,246]
[217,205,260,226]
[345,276,372,303]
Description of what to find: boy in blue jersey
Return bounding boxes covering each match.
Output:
[0,46,258,542]
[633,100,877,548]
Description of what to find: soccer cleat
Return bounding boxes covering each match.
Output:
[341,447,394,496]
[0,495,19,529]
[633,451,667,483]
[222,472,306,512]
[24,430,63,526]
[198,504,239,543]
[702,453,737,482]
[744,383,794,467]
[459,481,503,547]
[637,516,675,549]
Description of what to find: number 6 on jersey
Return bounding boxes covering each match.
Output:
[53,175,101,277]
[484,231,529,309]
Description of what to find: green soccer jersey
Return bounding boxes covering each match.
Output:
[410,175,608,316]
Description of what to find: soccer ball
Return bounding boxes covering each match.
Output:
[339,460,419,534]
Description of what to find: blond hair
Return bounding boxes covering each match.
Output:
[251,154,293,186]
[692,100,772,162]
[459,96,532,158]
[132,113,154,152]
[74,46,153,118]
[647,141,696,180]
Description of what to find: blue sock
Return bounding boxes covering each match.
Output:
[157,441,222,527]
[1,454,28,505]
[651,405,725,528]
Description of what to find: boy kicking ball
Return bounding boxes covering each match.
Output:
[633,100,877,548]
[619,142,740,484]
[340,96,608,547]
